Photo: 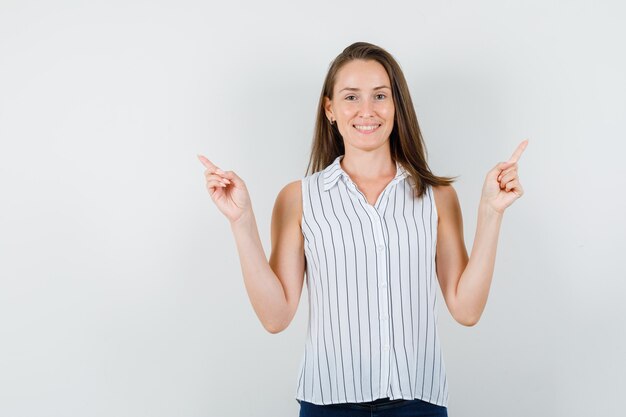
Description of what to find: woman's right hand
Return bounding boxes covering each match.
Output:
[197,154,252,224]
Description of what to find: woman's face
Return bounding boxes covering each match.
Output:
[324,59,395,152]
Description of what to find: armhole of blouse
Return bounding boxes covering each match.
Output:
[429,184,439,224]
[429,184,439,247]
[300,176,307,229]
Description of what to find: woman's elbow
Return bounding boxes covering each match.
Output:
[455,312,480,327]
[265,323,285,334]
[460,318,478,327]
[263,316,291,334]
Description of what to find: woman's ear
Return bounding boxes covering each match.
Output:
[323,96,333,120]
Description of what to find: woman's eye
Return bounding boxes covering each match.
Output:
[376,93,387,100]
[345,95,357,101]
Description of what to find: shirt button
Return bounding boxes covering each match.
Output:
[381,315,388,321]
[377,244,384,251]
[383,344,390,351]
[379,281,387,288]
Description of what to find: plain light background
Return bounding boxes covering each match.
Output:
[1,0,624,416]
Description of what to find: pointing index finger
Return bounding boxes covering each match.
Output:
[508,139,529,163]
[197,154,218,171]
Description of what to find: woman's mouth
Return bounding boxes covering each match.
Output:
[353,124,381,134]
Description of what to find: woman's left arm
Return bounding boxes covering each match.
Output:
[434,140,528,326]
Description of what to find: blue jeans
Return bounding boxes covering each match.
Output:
[297,397,448,416]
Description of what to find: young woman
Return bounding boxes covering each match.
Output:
[198,42,527,417]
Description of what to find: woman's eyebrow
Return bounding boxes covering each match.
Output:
[338,85,391,93]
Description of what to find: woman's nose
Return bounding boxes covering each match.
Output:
[358,98,374,117]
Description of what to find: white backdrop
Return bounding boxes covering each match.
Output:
[1,1,625,416]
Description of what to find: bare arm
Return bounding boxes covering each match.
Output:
[229,180,305,333]
[433,184,472,326]
[454,203,503,324]
[434,183,504,326]
[433,141,527,326]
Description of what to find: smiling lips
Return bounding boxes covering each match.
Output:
[353,124,381,134]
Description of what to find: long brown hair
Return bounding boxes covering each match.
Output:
[305,41,457,198]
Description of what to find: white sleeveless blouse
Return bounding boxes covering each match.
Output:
[294,155,449,407]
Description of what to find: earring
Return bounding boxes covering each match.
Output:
[329,118,335,125]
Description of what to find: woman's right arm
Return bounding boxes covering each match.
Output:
[230,180,305,334]
[197,155,305,334]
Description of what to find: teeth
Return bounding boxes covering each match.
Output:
[354,125,379,131]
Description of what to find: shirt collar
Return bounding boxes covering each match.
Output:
[322,155,408,191]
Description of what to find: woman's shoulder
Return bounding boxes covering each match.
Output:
[274,179,303,225]
[431,183,460,220]
[431,183,457,198]
[279,179,302,199]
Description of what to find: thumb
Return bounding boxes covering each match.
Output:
[219,169,243,186]
[490,160,515,176]
[496,160,515,170]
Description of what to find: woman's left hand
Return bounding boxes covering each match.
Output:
[481,139,529,214]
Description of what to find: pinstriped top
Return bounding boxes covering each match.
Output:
[294,154,449,407]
